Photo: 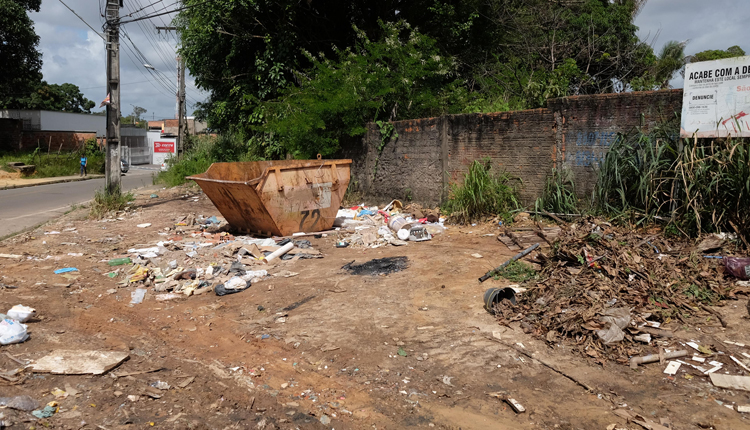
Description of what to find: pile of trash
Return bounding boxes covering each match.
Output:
[101,213,324,303]
[489,218,750,363]
[333,200,446,248]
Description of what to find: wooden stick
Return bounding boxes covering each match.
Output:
[487,335,595,393]
[479,243,539,282]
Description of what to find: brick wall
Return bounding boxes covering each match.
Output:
[550,89,682,197]
[349,89,684,205]
[20,131,95,152]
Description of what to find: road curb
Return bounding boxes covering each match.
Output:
[0,175,106,190]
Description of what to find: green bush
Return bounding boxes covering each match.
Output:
[443,159,520,224]
[535,166,579,215]
[595,118,750,245]
[155,134,252,187]
[89,189,135,219]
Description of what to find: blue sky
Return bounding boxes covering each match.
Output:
[29,1,748,119]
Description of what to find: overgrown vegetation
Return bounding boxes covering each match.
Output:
[535,166,579,215]
[595,119,750,245]
[494,260,537,283]
[155,134,252,187]
[0,139,104,178]
[177,0,692,158]
[443,159,520,224]
[89,189,135,219]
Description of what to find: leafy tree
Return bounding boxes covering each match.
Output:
[177,0,657,154]
[16,81,96,113]
[262,21,463,158]
[0,0,42,107]
[689,45,745,63]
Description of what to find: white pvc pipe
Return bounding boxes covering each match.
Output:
[264,242,294,262]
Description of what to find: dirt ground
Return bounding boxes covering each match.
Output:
[0,186,749,429]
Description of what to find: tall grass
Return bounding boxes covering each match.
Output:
[535,166,578,214]
[443,159,520,224]
[89,189,135,219]
[595,118,750,245]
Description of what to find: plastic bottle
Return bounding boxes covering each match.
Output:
[108,257,131,266]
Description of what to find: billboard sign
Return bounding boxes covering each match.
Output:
[154,141,175,153]
[681,56,750,137]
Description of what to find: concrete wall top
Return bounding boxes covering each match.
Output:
[40,110,105,135]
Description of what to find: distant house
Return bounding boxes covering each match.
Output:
[147,117,207,135]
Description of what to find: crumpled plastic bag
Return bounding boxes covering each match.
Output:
[0,318,29,345]
[724,257,750,280]
[7,305,35,322]
[596,307,631,345]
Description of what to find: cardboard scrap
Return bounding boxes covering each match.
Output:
[663,361,681,375]
[709,373,750,392]
[613,409,670,430]
[31,350,129,375]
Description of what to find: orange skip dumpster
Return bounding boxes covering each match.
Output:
[187,158,352,237]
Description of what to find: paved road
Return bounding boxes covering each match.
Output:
[0,167,158,238]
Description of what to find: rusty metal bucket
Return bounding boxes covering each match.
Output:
[187,158,352,237]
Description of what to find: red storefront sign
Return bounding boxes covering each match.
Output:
[154,141,175,153]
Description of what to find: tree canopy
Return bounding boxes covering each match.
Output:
[0,0,97,113]
[689,45,745,63]
[174,0,728,158]
[0,0,43,106]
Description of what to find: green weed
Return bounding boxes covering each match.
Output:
[155,134,253,187]
[494,260,537,283]
[89,189,135,219]
[443,159,520,224]
[535,166,579,214]
[683,284,718,305]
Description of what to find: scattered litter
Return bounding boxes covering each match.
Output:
[130,288,147,304]
[630,350,687,369]
[150,380,170,390]
[0,395,40,411]
[663,361,681,375]
[0,317,29,345]
[709,373,750,392]
[7,305,35,322]
[137,223,152,228]
[471,253,483,258]
[31,402,58,419]
[30,350,130,375]
[54,267,78,274]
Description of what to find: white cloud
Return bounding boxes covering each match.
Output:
[29,0,206,119]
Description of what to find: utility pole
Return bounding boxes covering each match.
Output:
[156,25,186,156]
[105,0,122,195]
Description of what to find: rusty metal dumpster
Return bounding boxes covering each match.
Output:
[187,158,352,237]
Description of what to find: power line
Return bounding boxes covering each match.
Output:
[119,0,215,24]
[58,0,106,41]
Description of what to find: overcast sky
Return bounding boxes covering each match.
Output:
[30,0,206,120]
[635,0,747,87]
[28,1,747,119]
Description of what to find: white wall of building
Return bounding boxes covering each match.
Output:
[148,131,176,166]
[40,111,106,135]
[0,110,105,135]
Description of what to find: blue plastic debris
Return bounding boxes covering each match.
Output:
[261,334,270,339]
[32,405,56,418]
[54,268,78,274]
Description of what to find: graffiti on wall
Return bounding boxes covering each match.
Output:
[569,130,617,167]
